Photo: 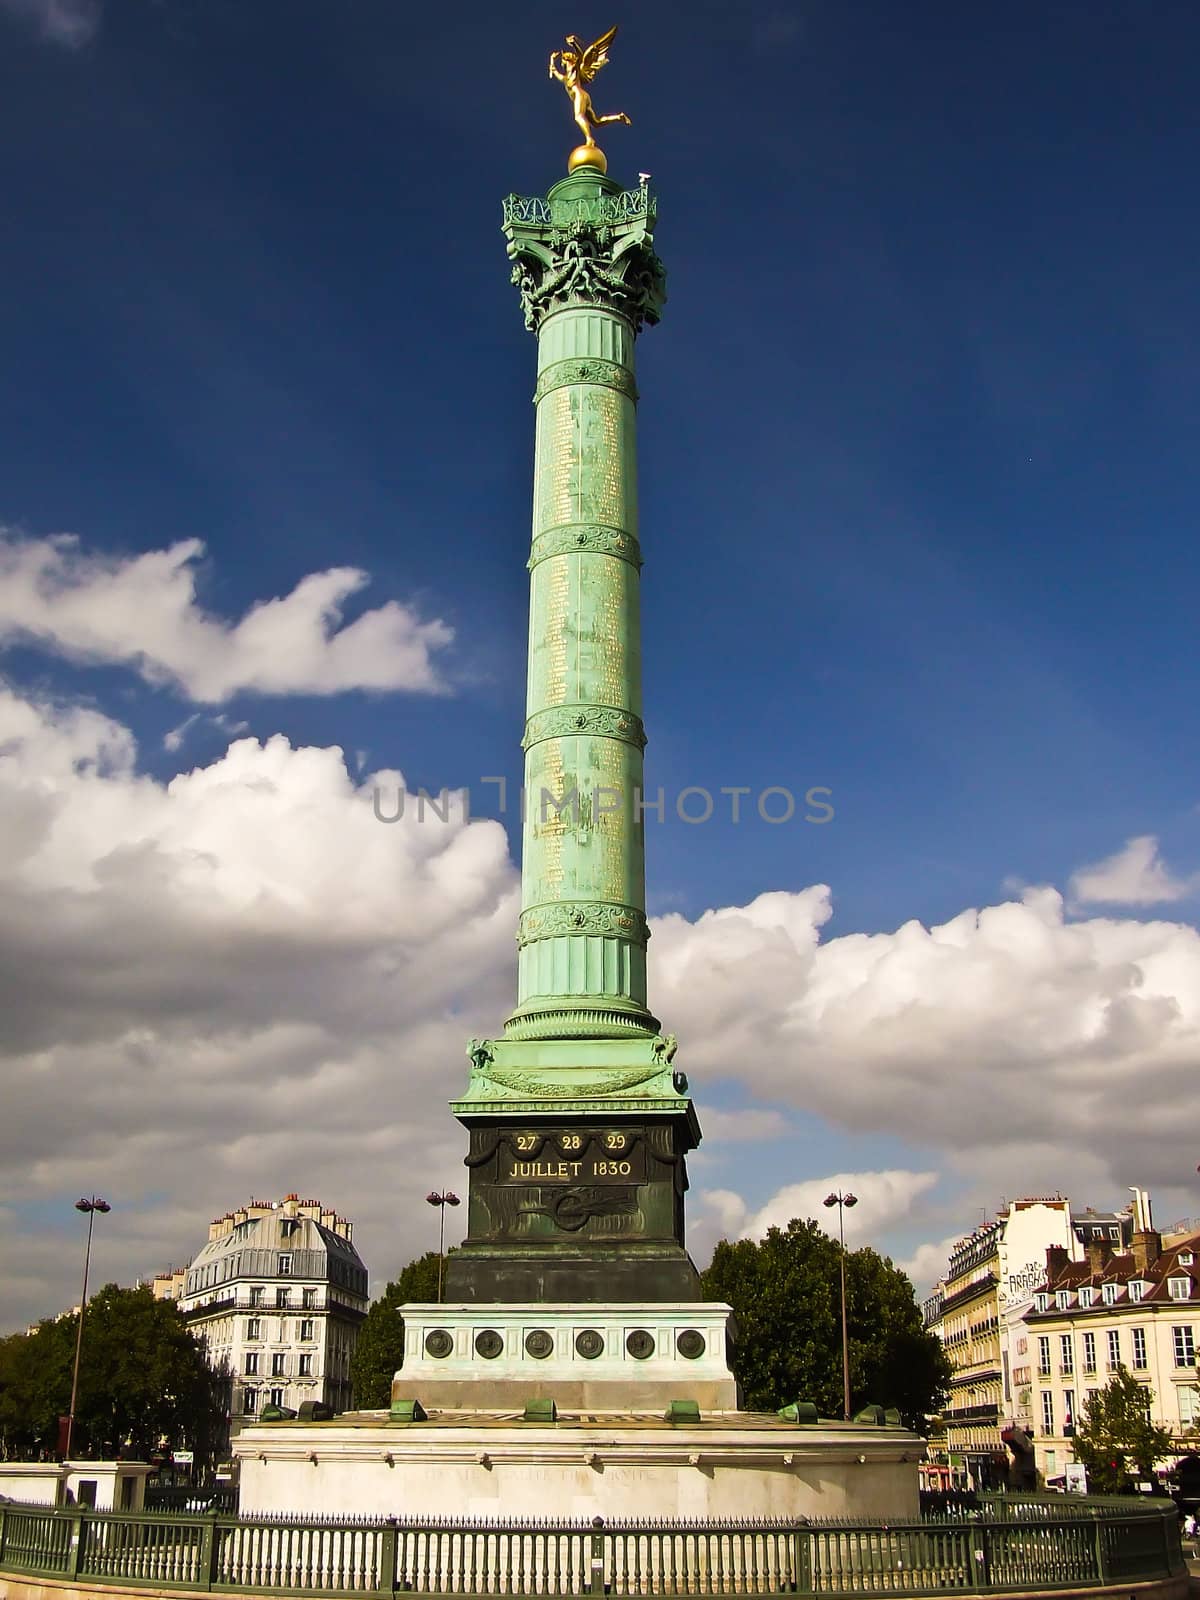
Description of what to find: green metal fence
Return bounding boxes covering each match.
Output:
[0,1494,1185,1596]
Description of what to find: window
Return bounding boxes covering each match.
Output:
[244,1352,258,1376]
[1037,1336,1051,1377]
[300,1319,314,1341]
[303,1287,317,1309]
[1034,1293,1051,1313]
[270,1388,285,1408]
[1129,1280,1147,1302]
[249,1285,264,1307]
[278,1254,293,1276]
[1064,1389,1075,1431]
[270,1352,285,1377]
[280,1218,298,1238]
[243,1388,258,1415]
[1132,1327,1148,1370]
[1174,1326,1196,1368]
[246,1317,261,1341]
[276,1288,290,1309]
[1180,1386,1199,1427]
[1180,1252,1195,1268]
[1082,1331,1096,1373]
[1169,1278,1191,1301]
[1041,1391,1054,1435]
[1109,1227,1119,1241]
[1102,1283,1119,1306]
[298,1354,313,1377]
[1059,1334,1074,1375]
[1107,1329,1121,1368]
[1078,1287,1094,1308]
[1056,1290,1072,1310]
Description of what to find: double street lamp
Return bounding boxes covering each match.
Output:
[425,1191,460,1304]
[65,1196,111,1459]
[823,1190,857,1421]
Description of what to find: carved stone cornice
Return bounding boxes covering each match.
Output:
[507,222,667,334]
[528,523,643,571]
[533,358,638,406]
[522,703,646,752]
[517,900,650,950]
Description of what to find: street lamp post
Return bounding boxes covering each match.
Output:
[65,1196,111,1459]
[823,1190,858,1421]
[425,1191,460,1303]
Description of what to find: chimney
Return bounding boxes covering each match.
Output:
[1045,1245,1070,1284]
[1087,1237,1113,1274]
[1131,1230,1162,1273]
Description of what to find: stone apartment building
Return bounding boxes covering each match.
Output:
[155,1194,369,1444]
[925,1196,1131,1487]
[1025,1191,1200,1483]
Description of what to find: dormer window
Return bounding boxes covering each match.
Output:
[1168,1276,1190,1300]
[1056,1290,1072,1310]
[1128,1280,1147,1302]
[1102,1283,1119,1305]
[1109,1227,1119,1241]
[1179,1252,1195,1267]
[1078,1287,1094,1308]
[278,1254,293,1276]
[1035,1292,1051,1312]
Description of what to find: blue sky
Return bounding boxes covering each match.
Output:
[1,0,1199,1328]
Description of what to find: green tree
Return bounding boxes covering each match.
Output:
[1072,1366,1175,1493]
[350,1252,442,1409]
[0,1284,224,1464]
[701,1217,951,1431]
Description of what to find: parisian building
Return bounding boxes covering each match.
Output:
[156,1194,368,1443]
[1025,1190,1200,1483]
[924,1197,1132,1487]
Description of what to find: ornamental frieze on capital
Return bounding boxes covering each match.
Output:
[522,704,647,751]
[533,358,638,406]
[528,523,643,570]
[517,899,650,950]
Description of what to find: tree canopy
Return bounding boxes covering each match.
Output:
[701,1216,951,1430]
[350,1252,442,1409]
[1071,1366,1176,1493]
[0,1283,225,1463]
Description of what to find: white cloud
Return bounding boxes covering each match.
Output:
[0,682,515,1328]
[897,1235,965,1297]
[733,1171,937,1247]
[652,883,1200,1202]
[699,1107,790,1143]
[4,694,1200,1332]
[0,534,453,702]
[0,0,99,46]
[1070,834,1197,907]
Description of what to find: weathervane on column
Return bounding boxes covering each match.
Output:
[548,25,631,173]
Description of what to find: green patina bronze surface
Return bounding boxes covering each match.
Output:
[447,166,699,1304]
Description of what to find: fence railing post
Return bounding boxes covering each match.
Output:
[69,1509,87,1579]
[381,1517,398,1595]
[200,1508,221,1591]
[589,1517,605,1596]
[1089,1508,1109,1583]
[792,1524,811,1594]
[969,1520,991,1590]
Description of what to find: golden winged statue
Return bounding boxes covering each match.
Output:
[548,25,632,153]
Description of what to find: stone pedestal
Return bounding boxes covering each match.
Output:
[393,1302,738,1410]
[234,1412,923,1523]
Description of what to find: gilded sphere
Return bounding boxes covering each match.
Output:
[568,143,608,175]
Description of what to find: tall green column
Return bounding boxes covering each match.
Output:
[508,169,659,1043]
[447,163,701,1305]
